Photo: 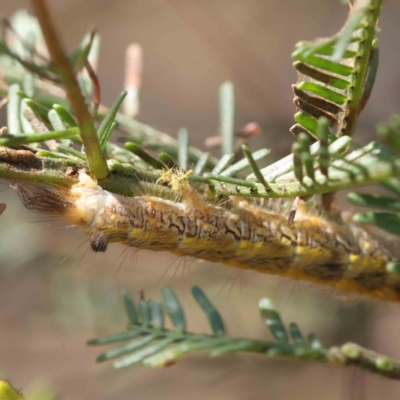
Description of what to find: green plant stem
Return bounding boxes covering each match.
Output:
[328,343,400,380]
[31,0,108,179]
[0,147,157,195]
[88,325,400,379]
[2,147,400,200]
[341,0,382,137]
[209,156,400,198]
[0,146,78,187]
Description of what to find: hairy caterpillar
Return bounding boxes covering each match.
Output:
[14,170,400,303]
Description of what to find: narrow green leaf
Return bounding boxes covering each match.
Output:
[292,37,338,59]
[301,152,314,181]
[242,145,271,189]
[57,144,86,160]
[0,40,55,80]
[125,142,165,170]
[22,97,49,121]
[53,104,77,127]
[317,117,331,176]
[140,141,216,170]
[294,111,318,135]
[143,339,226,368]
[211,153,235,174]
[0,128,79,146]
[293,36,361,60]
[122,291,138,325]
[48,108,71,146]
[96,333,158,362]
[149,300,165,330]
[7,83,22,134]
[289,323,306,346]
[332,8,365,61]
[177,127,190,170]
[292,143,304,183]
[97,90,127,144]
[114,337,175,369]
[313,116,336,142]
[161,286,186,332]
[158,153,178,169]
[294,54,354,76]
[48,109,66,131]
[139,300,151,327]
[88,31,101,66]
[347,193,400,212]
[70,31,96,72]
[21,101,49,135]
[297,82,348,105]
[219,81,235,156]
[220,148,270,177]
[87,330,142,346]
[298,134,314,180]
[20,101,35,135]
[100,121,117,150]
[193,152,210,175]
[382,178,400,197]
[22,72,37,98]
[106,142,142,164]
[191,286,225,336]
[314,46,357,59]
[259,298,289,344]
[353,212,400,236]
[298,132,312,152]
[35,150,71,159]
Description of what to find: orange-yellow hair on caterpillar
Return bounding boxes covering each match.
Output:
[14,170,400,303]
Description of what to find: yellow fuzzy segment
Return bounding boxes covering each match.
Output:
[157,168,193,192]
[14,171,400,303]
[293,246,335,269]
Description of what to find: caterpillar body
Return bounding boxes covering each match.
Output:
[15,171,400,303]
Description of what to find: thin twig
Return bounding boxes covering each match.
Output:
[30,0,108,179]
[85,60,101,116]
[288,196,299,225]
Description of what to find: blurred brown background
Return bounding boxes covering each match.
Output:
[1,0,400,399]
